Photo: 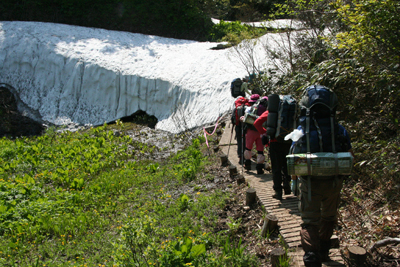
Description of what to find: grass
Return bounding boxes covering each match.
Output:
[0,122,260,266]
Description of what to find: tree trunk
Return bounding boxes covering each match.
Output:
[261,214,278,237]
[229,164,238,177]
[271,247,287,267]
[347,246,367,266]
[245,188,257,206]
[220,155,228,166]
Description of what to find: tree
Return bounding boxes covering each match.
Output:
[334,0,400,69]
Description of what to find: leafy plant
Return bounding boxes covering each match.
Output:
[226,217,242,236]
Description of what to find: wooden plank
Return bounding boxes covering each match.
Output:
[280,227,302,234]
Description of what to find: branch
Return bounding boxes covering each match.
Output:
[369,238,400,251]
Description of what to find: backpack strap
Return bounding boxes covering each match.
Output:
[331,111,340,177]
[276,97,283,138]
[305,108,312,202]
[313,117,323,152]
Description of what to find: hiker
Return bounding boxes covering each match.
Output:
[253,108,292,199]
[231,96,250,164]
[240,94,268,174]
[288,85,354,267]
[230,77,251,98]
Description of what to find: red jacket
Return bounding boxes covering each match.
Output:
[253,110,277,143]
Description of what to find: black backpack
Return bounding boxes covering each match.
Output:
[230,78,244,98]
[265,94,297,142]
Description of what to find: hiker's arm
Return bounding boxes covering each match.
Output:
[254,111,268,135]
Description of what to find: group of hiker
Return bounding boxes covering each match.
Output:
[230,78,354,267]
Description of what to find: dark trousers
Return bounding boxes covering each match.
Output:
[235,124,246,158]
[269,141,291,192]
[299,176,343,266]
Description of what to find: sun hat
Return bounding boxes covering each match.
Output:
[249,94,260,103]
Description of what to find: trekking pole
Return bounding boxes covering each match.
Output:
[241,123,244,174]
[227,123,235,158]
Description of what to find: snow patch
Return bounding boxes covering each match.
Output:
[0,21,288,133]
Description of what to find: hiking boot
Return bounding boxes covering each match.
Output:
[244,159,252,170]
[272,191,282,200]
[320,251,331,263]
[303,251,322,267]
[320,240,331,262]
[284,185,291,195]
[256,164,264,175]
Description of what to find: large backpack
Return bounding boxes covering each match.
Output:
[265,94,297,141]
[243,98,268,131]
[231,78,244,98]
[288,85,353,198]
[291,85,349,154]
[231,97,250,126]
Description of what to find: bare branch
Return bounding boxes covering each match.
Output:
[369,238,400,251]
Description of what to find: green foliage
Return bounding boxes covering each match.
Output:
[209,20,269,43]
[334,0,400,67]
[212,237,258,266]
[172,138,205,181]
[226,217,242,236]
[0,125,260,266]
[208,20,251,42]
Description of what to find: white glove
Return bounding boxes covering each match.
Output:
[284,129,304,142]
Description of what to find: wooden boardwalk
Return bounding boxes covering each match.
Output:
[218,122,345,267]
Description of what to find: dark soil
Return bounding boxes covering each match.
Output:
[0,86,45,138]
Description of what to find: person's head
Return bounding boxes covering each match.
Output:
[249,94,260,104]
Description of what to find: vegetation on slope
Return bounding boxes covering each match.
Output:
[0,122,279,266]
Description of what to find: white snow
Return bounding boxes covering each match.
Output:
[0,20,294,133]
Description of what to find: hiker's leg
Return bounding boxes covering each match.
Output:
[242,128,255,169]
[279,142,292,194]
[319,177,343,261]
[256,151,265,174]
[269,142,283,198]
[299,177,323,267]
[254,136,265,174]
[301,225,322,267]
[235,125,245,164]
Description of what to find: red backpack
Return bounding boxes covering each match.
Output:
[232,97,250,126]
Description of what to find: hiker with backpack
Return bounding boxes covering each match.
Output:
[287,85,354,267]
[253,94,297,200]
[239,94,268,174]
[230,77,251,98]
[231,96,251,164]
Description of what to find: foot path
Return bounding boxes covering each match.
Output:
[218,121,345,267]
